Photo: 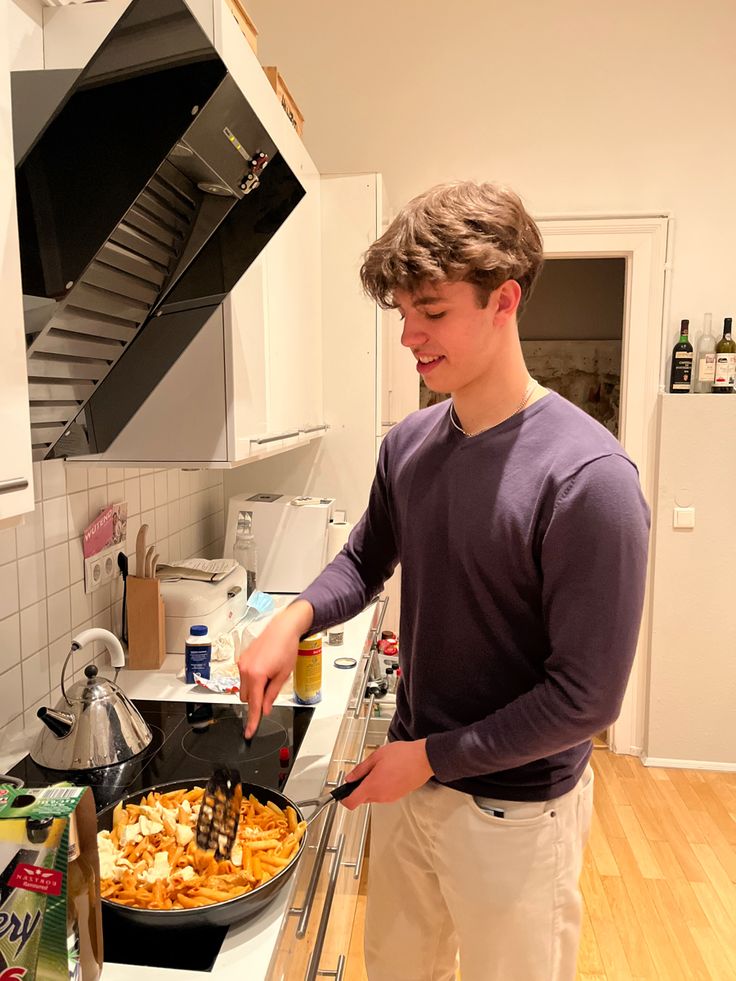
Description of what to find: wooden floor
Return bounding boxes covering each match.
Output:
[344,750,736,980]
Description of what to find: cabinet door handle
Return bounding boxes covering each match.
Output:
[348,801,371,882]
[251,430,300,445]
[352,652,373,719]
[338,691,375,765]
[0,478,29,494]
[291,770,344,939]
[304,834,346,981]
[300,424,329,435]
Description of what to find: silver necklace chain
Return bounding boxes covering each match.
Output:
[449,379,538,438]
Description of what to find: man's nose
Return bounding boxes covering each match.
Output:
[400,314,427,348]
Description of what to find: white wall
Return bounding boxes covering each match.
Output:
[246,0,736,764]
[246,0,735,327]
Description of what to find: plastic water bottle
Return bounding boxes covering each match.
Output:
[185,625,211,683]
[233,510,257,598]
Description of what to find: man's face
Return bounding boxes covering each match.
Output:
[394,280,504,397]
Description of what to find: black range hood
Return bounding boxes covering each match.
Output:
[13,0,305,460]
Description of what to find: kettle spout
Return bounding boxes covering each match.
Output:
[37,707,75,738]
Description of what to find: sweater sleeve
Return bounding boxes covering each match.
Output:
[425,453,651,782]
[298,439,399,633]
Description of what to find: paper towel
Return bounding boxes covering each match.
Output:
[327,520,353,562]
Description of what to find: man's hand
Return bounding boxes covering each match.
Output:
[338,739,434,810]
[238,600,313,738]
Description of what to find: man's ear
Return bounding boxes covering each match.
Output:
[494,280,522,325]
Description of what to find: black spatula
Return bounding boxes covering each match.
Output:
[195,768,243,860]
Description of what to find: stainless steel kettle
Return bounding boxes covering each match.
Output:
[31,627,152,770]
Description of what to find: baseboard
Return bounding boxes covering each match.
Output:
[642,756,736,772]
[608,743,643,757]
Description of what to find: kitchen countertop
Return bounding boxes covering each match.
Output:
[0,602,376,981]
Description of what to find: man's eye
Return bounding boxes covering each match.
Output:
[425,311,446,320]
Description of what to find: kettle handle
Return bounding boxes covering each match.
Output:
[60,628,127,704]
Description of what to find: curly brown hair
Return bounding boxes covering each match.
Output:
[360,181,544,315]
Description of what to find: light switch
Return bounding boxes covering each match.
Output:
[673,506,695,529]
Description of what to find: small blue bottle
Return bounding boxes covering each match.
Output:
[185,625,211,683]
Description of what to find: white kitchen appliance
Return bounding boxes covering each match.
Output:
[159,564,248,653]
[225,493,335,593]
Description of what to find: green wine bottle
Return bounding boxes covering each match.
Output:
[669,320,693,393]
[713,317,736,393]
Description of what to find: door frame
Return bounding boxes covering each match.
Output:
[535,214,672,756]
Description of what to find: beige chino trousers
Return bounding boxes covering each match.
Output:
[364,765,594,981]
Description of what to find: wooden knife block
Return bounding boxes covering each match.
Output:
[127,576,165,670]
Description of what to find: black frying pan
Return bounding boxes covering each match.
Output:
[96,774,363,929]
[96,777,308,929]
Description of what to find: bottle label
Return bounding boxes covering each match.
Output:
[294,648,322,704]
[185,643,211,683]
[713,353,736,388]
[670,351,693,391]
[697,353,716,383]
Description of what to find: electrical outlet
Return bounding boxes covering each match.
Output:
[84,545,118,594]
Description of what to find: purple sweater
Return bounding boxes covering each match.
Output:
[300,392,650,801]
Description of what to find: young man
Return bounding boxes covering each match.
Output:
[238,181,650,980]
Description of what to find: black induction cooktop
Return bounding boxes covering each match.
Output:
[7,699,314,972]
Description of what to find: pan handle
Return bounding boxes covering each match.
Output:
[330,774,366,802]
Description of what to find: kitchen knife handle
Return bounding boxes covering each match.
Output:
[136,523,149,578]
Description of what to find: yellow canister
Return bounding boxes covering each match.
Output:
[294,634,323,705]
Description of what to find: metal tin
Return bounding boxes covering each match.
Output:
[294,634,322,705]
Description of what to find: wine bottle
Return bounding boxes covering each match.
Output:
[693,313,716,393]
[668,319,693,393]
[713,317,736,393]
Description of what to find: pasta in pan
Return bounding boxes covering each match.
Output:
[97,786,306,910]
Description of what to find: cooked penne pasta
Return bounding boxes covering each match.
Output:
[97,787,306,911]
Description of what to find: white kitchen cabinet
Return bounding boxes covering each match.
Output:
[33,0,324,470]
[0,0,35,521]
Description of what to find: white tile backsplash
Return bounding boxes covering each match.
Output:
[0,526,18,565]
[70,580,93,630]
[140,474,155,512]
[0,563,20,620]
[68,537,84,584]
[18,553,46,609]
[20,600,48,658]
[0,665,24,725]
[154,472,168,507]
[0,614,21,674]
[48,632,72,681]
[108,481,125,506]
[16,507,44,558]
[0,463,225,740]
[43,496,69,548]
[124,478,141,516]
[66,466,88,493]
[22,646,50,708]
[45,543,70,596]
[67,491,89,539]
[41,459,67,500]
[47,588,72,642]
